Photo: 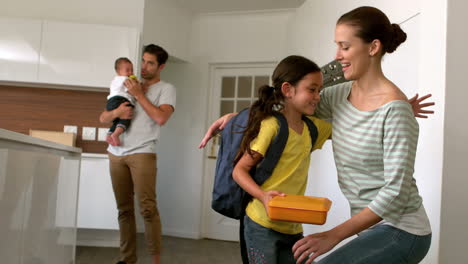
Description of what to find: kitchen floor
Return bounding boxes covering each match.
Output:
[76,235,241,264]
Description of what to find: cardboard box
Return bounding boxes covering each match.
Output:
[268,195,332,225]
[29,130,76,147]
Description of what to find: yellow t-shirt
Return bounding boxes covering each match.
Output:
[245,116,332,234]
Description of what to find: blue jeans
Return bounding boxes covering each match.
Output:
[318,224,432,264]
[243,215,304,264]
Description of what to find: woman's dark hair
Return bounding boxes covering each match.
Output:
[236,55,320,162]
[337,6,407,54]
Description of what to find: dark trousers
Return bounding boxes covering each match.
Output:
[106,96,134,132]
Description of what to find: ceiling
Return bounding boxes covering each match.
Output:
[172,0,306,13]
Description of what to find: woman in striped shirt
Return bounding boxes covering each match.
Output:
[291,6,431,264]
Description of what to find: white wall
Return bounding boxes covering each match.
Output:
[142,0,193,61]
[190,10,295,63]
[439,0,467,262]
[289,1,446,263]
[155,61,203,238]
[0,0,144,29]
[416,1,447,262]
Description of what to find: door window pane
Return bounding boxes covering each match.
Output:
[254,75,269,98]
[238,76,252,98]
[220,100,234,116]
[221,77,235,98]
[236,100,251,111]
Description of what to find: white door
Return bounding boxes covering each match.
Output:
[202,63,275,241]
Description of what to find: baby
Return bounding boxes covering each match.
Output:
[105,57,136,146]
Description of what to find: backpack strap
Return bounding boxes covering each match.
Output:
[253,112,289,185]
[302,116,319,152]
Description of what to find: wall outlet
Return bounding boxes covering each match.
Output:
[98,128,109,141]
[82,127,96,140]
[64,125,77,134]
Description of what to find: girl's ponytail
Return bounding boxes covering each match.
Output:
[236,84,283,162]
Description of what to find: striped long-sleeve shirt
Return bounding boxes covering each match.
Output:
[316,81,431,235]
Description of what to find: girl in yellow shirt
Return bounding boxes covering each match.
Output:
[232,55,332,264]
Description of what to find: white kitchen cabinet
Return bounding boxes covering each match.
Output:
[78,155,119,229]
[77,153,146,246]
[0,17,41,82]
[39,20,140,88]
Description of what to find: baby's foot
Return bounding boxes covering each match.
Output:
[110,133,121,146]
[106,134,116,146]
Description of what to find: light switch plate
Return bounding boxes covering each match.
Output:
[82,127,96,140]
[64,125,77,134]
[98,128,109,141]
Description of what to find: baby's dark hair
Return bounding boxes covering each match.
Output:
[337,6,407,54]
[114,57,132,71]
[143,44,169,65]
[236,55,320,162]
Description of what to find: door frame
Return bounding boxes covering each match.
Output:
[201,61,276,240]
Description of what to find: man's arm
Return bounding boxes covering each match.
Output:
[134,97,174,126]
[99,102,133,124]
[125,78,174,126]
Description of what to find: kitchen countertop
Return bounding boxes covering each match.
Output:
[0,129,113,158]
[0,128,81,153]
[82,153,108,158]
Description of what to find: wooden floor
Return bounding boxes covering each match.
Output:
[76,235,241,264]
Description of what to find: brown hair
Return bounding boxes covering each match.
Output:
[337,6,407,54]
[236,55,320,162]
[143,44,169,65]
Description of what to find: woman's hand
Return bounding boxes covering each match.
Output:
[292,230,341,264]
[260,190,285,217]
[198,113,238,148]
[292,208,381,263]
[409,93,435,118]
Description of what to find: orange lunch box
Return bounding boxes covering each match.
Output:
[268,195,332,225]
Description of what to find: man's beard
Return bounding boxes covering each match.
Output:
[141,73,154,80]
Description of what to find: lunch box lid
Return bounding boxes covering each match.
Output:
[268,195,332,212]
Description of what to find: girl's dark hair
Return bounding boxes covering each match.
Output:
[337,6,407,54]
[236,55,320,162]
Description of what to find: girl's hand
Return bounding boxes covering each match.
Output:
[292,230,341,264]
[260,190,285,217]
[408,93,435,118]
[198,113,238,148]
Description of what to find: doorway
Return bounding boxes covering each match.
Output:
[201,62,275,241]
